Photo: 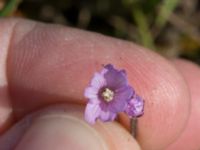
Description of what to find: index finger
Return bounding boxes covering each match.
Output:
[1,18,190,150]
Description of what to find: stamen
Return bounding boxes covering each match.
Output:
[102,88,114,102]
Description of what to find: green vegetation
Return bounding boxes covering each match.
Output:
[1,0,200,64]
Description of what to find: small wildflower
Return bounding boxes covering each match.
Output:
[84,64,133,124]
[125,94,144,118]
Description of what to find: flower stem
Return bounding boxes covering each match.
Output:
[131,117,138,138]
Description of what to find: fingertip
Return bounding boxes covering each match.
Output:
[119,52,191,149]
[166,59,200,150]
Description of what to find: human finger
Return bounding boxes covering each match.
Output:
[0,104,140,150]
[166,59,200,150]
[0,18,191,150]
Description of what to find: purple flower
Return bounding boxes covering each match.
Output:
[84,64,133,124]
[125,94,144,118]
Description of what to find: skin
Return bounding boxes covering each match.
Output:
[0,18,199,150]
[166,60,200,150]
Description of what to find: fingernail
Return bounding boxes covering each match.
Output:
[15,114,108,150]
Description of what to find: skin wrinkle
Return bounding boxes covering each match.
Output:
[9,24,90,99]
[0,19,17,87]
[9,20,37,45]
[0,19,20,132]
[6,20,37,86]
[6,20,37,93]
[20,24,95,86]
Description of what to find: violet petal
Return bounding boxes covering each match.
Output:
[85,103,101,124]
[99,102,117,121]
[99,110,117,121]
[84,87,98,100]
[108,86,133,112]
[104,65,127,89]
[91,72,106,89]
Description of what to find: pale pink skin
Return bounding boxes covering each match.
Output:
[166,60,200,150]
[0,18,199,150]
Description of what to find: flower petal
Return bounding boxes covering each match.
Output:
[104,64,127,76]
[98,102,117,121]
[104,66,128,89]
[115,86,134,99]
[84,103,101,124]
[84,87,98,100]
[99,109,117,122]
[104,64,114,70]
[100,67,108,75]
[91,72,106,89]
[109,86,134,113]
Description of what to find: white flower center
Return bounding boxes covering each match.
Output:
[102,88,114,102]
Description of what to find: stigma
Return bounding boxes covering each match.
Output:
[102,88,114,102]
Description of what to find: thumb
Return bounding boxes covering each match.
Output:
[0,104,141,150]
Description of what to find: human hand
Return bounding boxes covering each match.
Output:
[0,18,199,150]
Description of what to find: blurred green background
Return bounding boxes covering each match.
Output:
[1,0,200,64]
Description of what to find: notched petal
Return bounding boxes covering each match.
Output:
[104,64,114,70]
[104,68,128,89]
